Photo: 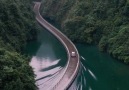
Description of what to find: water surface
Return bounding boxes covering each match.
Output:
[26,26,129,90]
[25,26,67,89]
[69,44,129,90]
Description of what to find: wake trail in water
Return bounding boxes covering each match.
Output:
[89,87,92,90]
[81,61,87,71]
[84,76,86,86]
[81,56,86,61]
[88,69,97,80]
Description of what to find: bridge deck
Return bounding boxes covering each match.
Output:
[33,2,80,90]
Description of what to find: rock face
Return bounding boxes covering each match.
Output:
[41,0,129,63]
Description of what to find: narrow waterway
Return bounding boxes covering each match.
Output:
[26,26,129,90]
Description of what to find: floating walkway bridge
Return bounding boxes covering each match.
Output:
[33,2,80,90]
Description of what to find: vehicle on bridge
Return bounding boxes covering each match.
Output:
[71,52,76,57]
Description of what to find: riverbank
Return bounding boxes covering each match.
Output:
[26,29,129,90]
[28,2,80,89]
[41,0,129,64]
[70,44,129,90]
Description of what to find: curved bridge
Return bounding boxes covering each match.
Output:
[33,2,80,90]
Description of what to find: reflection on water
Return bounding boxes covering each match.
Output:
[30,56,65,90]
[26,25,129,90]
[28,41,129,90]
[27,40,129,90]
[25,27,67,90]
[29,44,67,90]
[30,56,61,80]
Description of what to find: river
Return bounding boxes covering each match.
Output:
[69,44,129,90]
[25,26,129,90]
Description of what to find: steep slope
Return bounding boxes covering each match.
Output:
[0,0,38,89]
[41,0,129,63]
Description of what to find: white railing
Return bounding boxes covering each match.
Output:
[34,2,80,90]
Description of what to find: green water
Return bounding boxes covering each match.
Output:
[25,26,68,89]
[26,26,129,90]
[70,44,129,90]
[25,26,67,66]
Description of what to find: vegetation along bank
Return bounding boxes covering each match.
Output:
[0,0,39,90]
[41,0,129,64]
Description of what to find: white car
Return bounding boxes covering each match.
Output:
[71,52,76,57]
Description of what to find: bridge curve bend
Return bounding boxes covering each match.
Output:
[33,2,80,90]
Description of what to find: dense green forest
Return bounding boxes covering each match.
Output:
[0,0,38,89]
[41,0,129,64]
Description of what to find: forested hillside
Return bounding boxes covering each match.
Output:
[0,0,37,89]
[41,0,129,63]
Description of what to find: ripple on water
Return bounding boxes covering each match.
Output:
[30,56,67,90]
